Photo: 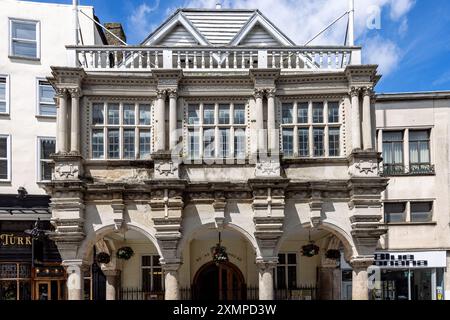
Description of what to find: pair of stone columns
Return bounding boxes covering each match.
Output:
[350,86,374,151]
[155,89,178,152]
[254,88,278,155]
[56,88,81,154]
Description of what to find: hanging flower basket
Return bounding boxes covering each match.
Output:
[301,243,320,257]
[117,246,134,260]
[325,249,341,260]
[96,252,111,264]
[211,244,229,265]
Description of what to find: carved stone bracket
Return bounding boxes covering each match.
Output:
[213,191,227,230]
[348,151,381,178]
[255,160,280,177]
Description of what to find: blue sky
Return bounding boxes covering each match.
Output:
[26,0,450,93]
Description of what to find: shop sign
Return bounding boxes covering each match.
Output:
[374,251,446,268]
[0,233,32,246]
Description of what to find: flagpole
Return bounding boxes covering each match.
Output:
[348,0,355,46]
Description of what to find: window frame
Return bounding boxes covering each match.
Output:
[89,102,153,160]
[410,201,434,223]
[383,200,435,224]
[0,75,10,115]
[9,18,41,60]
[280,100,342,158]
[409,129,431,169]
[185,102,247,161]
[36,136,55,182]
[36,78,56,118]
[275,252,298,290]
[140,254,164,293]
[0,135,12,182]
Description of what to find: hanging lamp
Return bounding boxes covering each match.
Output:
[211,232,229,265]
[301,230,320,257]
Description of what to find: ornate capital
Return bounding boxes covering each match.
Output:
[253,89,264,99]
[156,89,167,99]
[256,258,278,271]
[349,257,374,270]
[362,86,374,97]
[167,89,178,99]
[349,86,360,98]
[55,88,67,99]
[266,88,277,98]
[68,88,81,99]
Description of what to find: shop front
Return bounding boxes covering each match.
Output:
[0,197,66,300]
[341,251,446,300]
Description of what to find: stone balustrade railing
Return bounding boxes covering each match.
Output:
[66,45,362,71]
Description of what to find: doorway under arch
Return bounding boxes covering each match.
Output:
[192,261,246,300]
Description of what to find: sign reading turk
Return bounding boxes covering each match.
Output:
[0,233,32,246]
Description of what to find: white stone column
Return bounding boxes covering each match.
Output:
[267,88,277,154]
[168,89,178,150]
[69,88,81,154]
[103,270,120,300]
[56,89,69,154]
[350,87,362,151]
[254,89,265,156]
[350,258,372,300]
[155,89,166,151]
[445,251,450,300]
[362,87,373,150]
[257,260,277,300]
[63,260,85,300]
[163,264,180,300]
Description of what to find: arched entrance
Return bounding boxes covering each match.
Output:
[193,261,246,300]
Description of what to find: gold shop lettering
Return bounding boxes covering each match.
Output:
[0,233,32,246]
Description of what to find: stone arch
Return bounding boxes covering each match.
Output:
[176,221,260,260]
[275,221,355,260]
[78,222,162,262]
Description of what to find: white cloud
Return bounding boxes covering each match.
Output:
[364,36,401,75]
[184,0,415,75]
[127,1,161,43]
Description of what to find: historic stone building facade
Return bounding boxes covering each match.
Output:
[45,8,389,300]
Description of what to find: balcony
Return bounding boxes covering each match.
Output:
[66,45,362,72]
[380,164,436,177]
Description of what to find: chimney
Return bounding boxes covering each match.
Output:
[104,23,127,45]
[216,2,222,9]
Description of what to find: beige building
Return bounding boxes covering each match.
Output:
[45,7,391,301]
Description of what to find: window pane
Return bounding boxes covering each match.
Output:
[383,131,403,142]
[139,130,151,158]
[12,40,37,58]
[282,103,293,124]
[287,266,297,289]
[40,139,55,159]
[312,102,324,123]
[218,104,230,124]
[0,102,5,113]
[107,104,119,125]
[278,254,286,265]
[92,104,104,125]
[41,162,52,181]
[234,104,245,124]
[0,160,8,180]
[313,128,324,157]
[384,203,406,223]
[234,129,246,159]
[219,128,230,158]
[107,129,120,159]
[152,267,163,291]
[152,255,161,266]
[410,130,429,141]
[123,129,135,159]
[39,83,54,103]
[123,104,135,125]
[0,138,8,158]
[328,102,339,123]
[276,266,286,289]
[91,130,104,159]
[188,129,200,158]
[329,128,340,157]
[12,21,36,40]
[139,104,151,125]
[298,128,309,157]
[188,104,200,125]
[0,79,5,112]
[287,254,296,264]
[39,104,56,116]
[203,104,215,125]
[411,202,433,222]
[142,269,151,292]
[282,128,294,156]
[142,256,151,267]
[297,103,308,124]
[203,129,215,158]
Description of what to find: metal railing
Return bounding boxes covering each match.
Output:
[180,286,259,300]
[117,288,164,300]
[274,286,318,300]
[380,164,435,176]
[66,45,362,71]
